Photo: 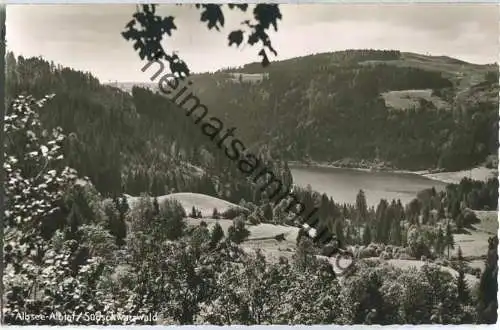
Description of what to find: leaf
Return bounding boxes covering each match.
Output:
[228,30,244,47]
[228,4,248,12]
[125,19,135,29]
[161,16,176,36]
[199,4,225,31]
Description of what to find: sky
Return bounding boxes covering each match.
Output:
[6,4,500,83]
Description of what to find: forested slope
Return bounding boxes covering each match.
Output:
[6,52,291,202]
[145,49,498,171]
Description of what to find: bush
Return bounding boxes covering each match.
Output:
[248,212,261,225]
[159,199,187,240]
[228,218,250,244]
[221,206,249,219]
[462,209,480,227]
[210,222,225,248]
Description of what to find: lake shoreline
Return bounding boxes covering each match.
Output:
[288,160,431,175]
[288,160,497,185]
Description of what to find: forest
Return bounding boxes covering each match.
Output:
[3,50,498,324]
[186,49,499,171]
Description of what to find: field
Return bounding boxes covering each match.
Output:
[129,192,497,280]
[381,89,450,111]
[450,210,498,259]
[366,258,480,288]
[186,217,300,262]
[423,166,497,185]
[125,192,246,217]
[360,52,494,90]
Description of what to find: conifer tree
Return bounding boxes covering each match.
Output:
[456,247,470,304]
[334,218,345,246]
[209,222,225,248]
[227,218,250,244]
[389,218,402,246]
[445,221,455,259]
[355,190,368,241]
[153,197,160,216]
[435,226,445,257]
[422,205,430,225]
[362,224,372,246]
[477,236,498,323]
[190,206,198,218]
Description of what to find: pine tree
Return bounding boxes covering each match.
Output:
[445,221,455,259]
[262,203,273,222]
[375,199,388,243]
[456,247,470,304]
[118,195,130,215]
[293,235,315,271]
[355,190,368,241]
[478,236,498,323]
[438,203,445,220]
[345,223,353,245]
[153,197,160,216]
[210,222,225,248]
[158,200,186,241]
[389,218,402,246]
[456,212,465,230]
[362,224,372,246]
[435,226,445,257]
[407,198,421,225]
[422,205,430,225]
[227,218,250,244]
[334,219,345,246]
[190,206,197,218]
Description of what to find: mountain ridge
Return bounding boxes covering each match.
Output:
[110,49,499,172]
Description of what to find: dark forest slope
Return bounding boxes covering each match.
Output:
[127,49,499,171]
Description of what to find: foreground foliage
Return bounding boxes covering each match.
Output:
[3,90,497,324]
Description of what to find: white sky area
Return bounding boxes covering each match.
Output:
[6,4,500,82]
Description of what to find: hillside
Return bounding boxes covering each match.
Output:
[7,50,498,204]
[6,53,286,205]
[125,192,246,217]
[365,258,480,288]
[124,49,499,172]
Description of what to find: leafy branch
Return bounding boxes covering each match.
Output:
[121,4,282,77]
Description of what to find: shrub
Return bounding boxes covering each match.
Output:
[227,218,250,244]
[221,206,249,219]
[248,212,261,225]
[209,222,225,248]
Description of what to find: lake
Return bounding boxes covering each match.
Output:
[290,165,448,207]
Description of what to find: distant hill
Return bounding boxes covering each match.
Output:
[113,49,499,171]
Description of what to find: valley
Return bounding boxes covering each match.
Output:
[5,46,498,325]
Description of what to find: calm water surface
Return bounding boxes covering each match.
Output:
[290,165,447,207]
